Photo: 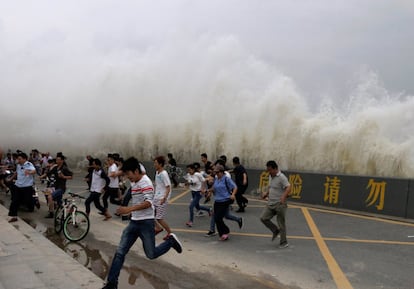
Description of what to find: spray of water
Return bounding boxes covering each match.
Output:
[1,2,413,177]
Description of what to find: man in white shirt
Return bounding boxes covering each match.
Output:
[103,154,122,211]
[153,155,172,239]
[102,157,182,289]
[84,158,111,220]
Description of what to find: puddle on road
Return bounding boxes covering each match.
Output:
[2,189,288,289]
[23,217,174,289]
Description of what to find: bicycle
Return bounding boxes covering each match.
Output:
[165,165,185,185]
[54,190,90,242]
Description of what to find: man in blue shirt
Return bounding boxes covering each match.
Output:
[8,152,36,222]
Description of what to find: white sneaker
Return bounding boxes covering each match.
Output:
[279,242,289,249]
[169,233,183,253]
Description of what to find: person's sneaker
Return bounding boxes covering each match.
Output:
[163,233,171,241]
[272,229,280,241]
[195,211,205,217]
[238,217,243,229]
[220,234,229,241]
[185,221,193,227]
[8,217,18,223]
[168,233,183,253]
[279,241,289,248]
[204,230,217,237]
[102,281,117,289]
[45,212,54,218]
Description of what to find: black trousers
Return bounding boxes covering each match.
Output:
[9,185,35,216]
[235,185,249,209]
[214,199,233,236]
[85,192,106,214]
[103,187,121,208]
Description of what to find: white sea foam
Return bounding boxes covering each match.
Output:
[1,1,413,177]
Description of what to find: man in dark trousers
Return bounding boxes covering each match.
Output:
[8,152,37,222]
[232,156,249,212]
[167,153,178,188]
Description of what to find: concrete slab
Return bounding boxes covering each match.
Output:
[0,204,103,289]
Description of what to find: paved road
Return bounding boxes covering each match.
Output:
[1,173,414,289]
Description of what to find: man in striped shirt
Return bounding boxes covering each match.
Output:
[103,157,182,289]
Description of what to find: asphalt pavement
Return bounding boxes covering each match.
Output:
[1,174,414,289]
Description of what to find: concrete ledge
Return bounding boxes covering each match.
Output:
[0,204,103,289]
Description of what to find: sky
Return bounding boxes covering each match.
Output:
[1,0,414,176]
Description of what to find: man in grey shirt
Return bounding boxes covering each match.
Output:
[260,160,291,248]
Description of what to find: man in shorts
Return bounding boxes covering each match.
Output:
[153,155,173,239]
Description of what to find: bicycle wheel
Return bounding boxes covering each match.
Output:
[63,211,90,242]
[54,205,64,233]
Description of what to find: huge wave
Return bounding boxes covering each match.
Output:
[1,7,413,178]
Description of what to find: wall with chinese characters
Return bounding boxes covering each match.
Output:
[248,169,414,220]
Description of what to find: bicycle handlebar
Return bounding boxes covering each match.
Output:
[68,192,87,199]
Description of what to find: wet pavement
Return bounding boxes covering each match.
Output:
[23,217,182,289]
[0,186,292,289]
[1,173,414,289]
[0,203,103,289]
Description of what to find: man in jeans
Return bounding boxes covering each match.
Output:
[102,157,182,289]
[260,160,291,248]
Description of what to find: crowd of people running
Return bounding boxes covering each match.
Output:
[0,147,291,289]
